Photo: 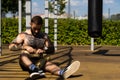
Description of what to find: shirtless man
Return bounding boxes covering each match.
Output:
[9,16,80,79]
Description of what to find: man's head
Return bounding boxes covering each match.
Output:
[30,16,43,37]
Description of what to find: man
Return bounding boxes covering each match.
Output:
[9,16,80,79]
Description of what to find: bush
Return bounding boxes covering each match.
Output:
[2,18,120,46]
[2,18,26,44]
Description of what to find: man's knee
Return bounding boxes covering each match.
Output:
[20,53,29,57]
[20,51,30,59]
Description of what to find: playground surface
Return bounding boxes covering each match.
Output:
[0,44,120,80]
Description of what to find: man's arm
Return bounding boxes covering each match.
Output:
[9,43,22,51]
[9,33,24,51]
[44,35,55,54]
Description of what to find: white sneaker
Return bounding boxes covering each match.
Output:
[30,70,45,79]
[63,61,80,79]
[38,70,45,76]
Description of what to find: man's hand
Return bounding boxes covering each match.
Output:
[36,49,44,54]
[9,44,22,51]
[22,45,36,53]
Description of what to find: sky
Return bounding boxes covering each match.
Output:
[31,0,120,18]
[6,0,120,18]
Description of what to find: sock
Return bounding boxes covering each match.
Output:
[59,69,65,76]
[29,64,37,71]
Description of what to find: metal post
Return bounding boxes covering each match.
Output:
[91,38,94,51]
[68,0,71,18]
[108,8,111,20]
[45,0,49,34]
[0,0,1,55]
[19,0,22,33]
[54,0,57,50]
[26,0,32,30]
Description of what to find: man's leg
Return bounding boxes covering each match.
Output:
[19,53,45,79]
[45,62,61,75]
[45,61,80,79]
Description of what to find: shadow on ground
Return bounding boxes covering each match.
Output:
[49,46,73,68]
[92,49,120,56]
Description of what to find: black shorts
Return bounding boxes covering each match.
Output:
[19,53,47,72]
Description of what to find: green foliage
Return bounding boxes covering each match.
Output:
[2,18,120,46]
[95,20,120,46]
[56,19,90,45]
[1,18,26,44]
[49,0,67,15]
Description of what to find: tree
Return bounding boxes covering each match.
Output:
[1,0,25,18]
[49,0,67,15]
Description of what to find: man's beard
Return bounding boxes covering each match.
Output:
[31,28,40,38]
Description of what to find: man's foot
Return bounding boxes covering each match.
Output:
[63,61,80,79]
[30,70,45,79]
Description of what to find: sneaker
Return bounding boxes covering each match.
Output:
[30,70,45,79]
[63,61,80,79]
[38,70,45,76]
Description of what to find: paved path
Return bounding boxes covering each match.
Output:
[0,45,120,80]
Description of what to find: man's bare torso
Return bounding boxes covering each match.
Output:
[12,30,47,49]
